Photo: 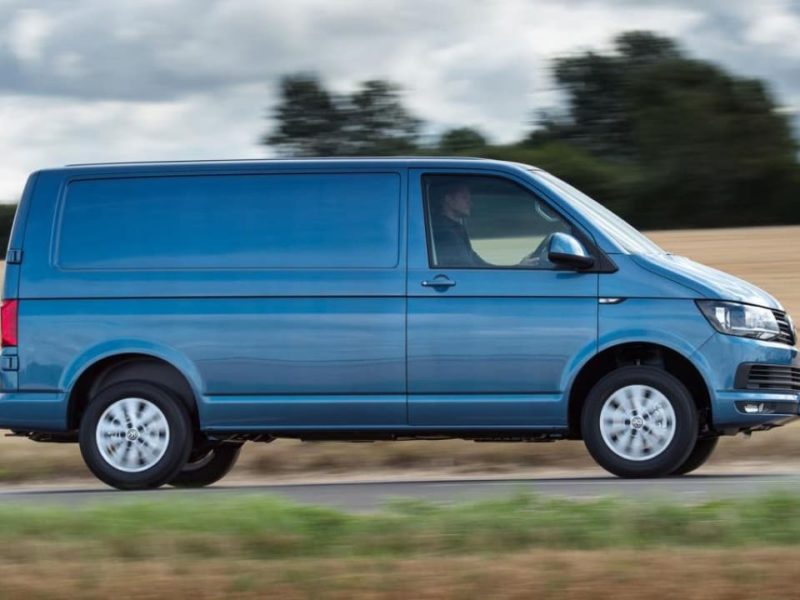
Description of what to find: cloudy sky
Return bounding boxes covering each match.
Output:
[0,0,798,200]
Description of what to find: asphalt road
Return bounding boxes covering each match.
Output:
[1,473,799,511]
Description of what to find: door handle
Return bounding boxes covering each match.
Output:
[421,275,456,289]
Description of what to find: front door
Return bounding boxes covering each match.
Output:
[406,170,598,428]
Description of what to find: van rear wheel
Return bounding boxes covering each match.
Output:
[79,381,192,490]
[581,366,698,478]
[671,436,719,476]
[169,443,243,488]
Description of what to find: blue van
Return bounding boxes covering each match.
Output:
[0,158,796,489]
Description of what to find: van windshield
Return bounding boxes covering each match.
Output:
[531,170,665,255]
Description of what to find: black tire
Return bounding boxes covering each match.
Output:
[581,366,698,478]
[169,443,243,488]
[671,436,719,476]
[79,381,193,490]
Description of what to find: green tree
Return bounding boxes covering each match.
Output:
[264,74,345,157]
[541,32,683,157]
[343,80,421,155]
[534,30,799,228]
[628,58,797,227]
[437,127,488,154]
[265,74,421,156]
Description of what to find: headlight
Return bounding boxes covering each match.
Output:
[696,300,781,340]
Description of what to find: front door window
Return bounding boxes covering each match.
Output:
[423,175,574,269]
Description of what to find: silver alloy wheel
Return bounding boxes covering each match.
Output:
[95,397,170,473]
[599,384,677,462]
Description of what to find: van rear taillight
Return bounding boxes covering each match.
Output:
[1,300,18,347]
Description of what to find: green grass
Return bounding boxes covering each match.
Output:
[3,491,800,561]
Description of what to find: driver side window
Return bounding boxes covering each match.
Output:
[423,174,574,269]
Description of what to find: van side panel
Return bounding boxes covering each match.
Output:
[9,169,408,431]
[19,297,406,428]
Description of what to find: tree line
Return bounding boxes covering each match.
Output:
[266,31,799,231]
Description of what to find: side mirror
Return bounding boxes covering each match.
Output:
[547,232,595,269]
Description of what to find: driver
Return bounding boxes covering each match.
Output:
[430,182,490,268]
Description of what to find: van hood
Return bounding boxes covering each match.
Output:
[632,253,783,311]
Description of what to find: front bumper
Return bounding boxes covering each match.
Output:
[693,332,799,431]
[713,390,799,431]
[713,358,800,430]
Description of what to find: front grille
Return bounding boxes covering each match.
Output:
[736,363,800,392]
[772,310,796,346]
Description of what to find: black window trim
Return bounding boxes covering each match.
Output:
[420,172,617,273]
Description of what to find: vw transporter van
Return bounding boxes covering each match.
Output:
[0,158,796,489]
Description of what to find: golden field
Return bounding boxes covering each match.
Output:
[647,226,800,318]
[0,225,798,482]
[1,549,798,599]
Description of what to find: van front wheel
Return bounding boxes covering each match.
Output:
[581,366,698,478]
[79,381,193,490]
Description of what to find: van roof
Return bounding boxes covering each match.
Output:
[66,156,484,167]
[56,157,540,174]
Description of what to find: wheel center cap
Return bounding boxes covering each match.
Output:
[126,428,139,441]
[630,416,644,429]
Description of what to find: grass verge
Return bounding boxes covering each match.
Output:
[3,491,800,558]
[2,492,800,598]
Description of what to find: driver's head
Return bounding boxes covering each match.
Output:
[438,182,472,220]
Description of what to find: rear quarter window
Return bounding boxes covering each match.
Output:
[56,173,401,270]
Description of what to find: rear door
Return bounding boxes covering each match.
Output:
[406,169,598,428]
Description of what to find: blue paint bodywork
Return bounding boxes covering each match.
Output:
[0,158,796,436]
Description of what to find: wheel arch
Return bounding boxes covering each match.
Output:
[566,341,712,439]
[65,350,202,430]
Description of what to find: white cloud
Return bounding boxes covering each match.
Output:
[743,0,800,57]
[0,85,270,198]
[7,8,54,64]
